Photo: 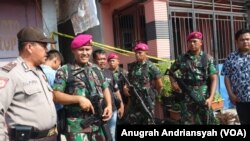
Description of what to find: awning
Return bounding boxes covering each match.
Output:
[57,0,99,35]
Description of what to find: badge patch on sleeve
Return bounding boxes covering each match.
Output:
[0,77,9,89]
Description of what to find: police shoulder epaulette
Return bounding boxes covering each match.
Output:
[1,62,17,72]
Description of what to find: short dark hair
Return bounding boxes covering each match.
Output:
[18,42,40,52]
[235,28,250,40]
[92,49,106,60]
[18,41,27,52]
[46,49,64,64]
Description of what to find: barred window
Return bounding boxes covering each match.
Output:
[113,4,146,51]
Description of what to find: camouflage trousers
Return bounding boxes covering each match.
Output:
[65,118,106,141]
[179,101,218,125]
[123,99,155,125]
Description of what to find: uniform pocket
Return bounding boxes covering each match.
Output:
[24,86,43,106]
[24,86,41,95]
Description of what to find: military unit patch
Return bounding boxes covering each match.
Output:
[0,77,9,89]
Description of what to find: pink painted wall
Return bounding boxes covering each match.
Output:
[99,0,170,69]
[100,0,134,45]
[144,0,170,58]
[100,0,136,69]
[145,0,168,22]
[100,0,167,120]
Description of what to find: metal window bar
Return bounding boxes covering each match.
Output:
[112,4,145,51]
[169,0,246,63]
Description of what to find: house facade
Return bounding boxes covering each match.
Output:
[95,0,247,112]
[0,0,57,66]
[96,0,247,67]
[0,0,249,113]
[0,0,248,67]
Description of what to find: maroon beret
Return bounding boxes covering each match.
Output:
[107,53,119,61]
[134,43,149,51]
[187,31,203,41]
[71,34,92,49]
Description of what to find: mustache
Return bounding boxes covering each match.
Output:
[80,54,89,57]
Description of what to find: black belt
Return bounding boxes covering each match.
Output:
[9,126,57,139]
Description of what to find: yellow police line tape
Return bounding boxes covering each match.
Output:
[52,32,129,56]
[52,32,169,62]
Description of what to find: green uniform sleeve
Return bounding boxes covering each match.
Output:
[102,81,109,90]
[53,65,68,92]
[149,63,161,80]
[99,70,109,90]
[207,55,218,75]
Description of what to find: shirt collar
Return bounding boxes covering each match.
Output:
[236,49,250,57]
[186,51,203,59]
[17,57,31,71]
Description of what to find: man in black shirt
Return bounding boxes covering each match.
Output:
[93,49,124,141]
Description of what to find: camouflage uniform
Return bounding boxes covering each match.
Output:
[126,60,161,124]
[53,62,109,141]
[113,68,127,88]
[112,68,129,124]
[170,51,218,124]
[113,68,128,105]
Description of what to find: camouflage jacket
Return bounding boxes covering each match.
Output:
[169,51,218,124]
[170,51,217,95]
[53,62,109,135]
[128,60,161,89]
[125,60,161,124]
[112,67,128,92]
[128,60,161,91]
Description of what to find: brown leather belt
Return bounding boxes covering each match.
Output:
[9,126,57,139]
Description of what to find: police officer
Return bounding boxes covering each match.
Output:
[124,42,163,124]
[169,31,218,124]
[53,34,112,141]
[0,27,58,141]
